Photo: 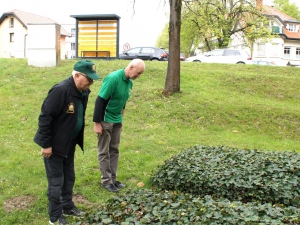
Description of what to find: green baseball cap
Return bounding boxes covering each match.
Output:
[74,60,101,80]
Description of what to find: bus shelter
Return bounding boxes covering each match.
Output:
[70,14,120,59]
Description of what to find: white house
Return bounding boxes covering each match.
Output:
[0,9,70,59]
[230,0,300,66]
[253,5,300,66]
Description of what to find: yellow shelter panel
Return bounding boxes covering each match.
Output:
[98,20,116,24]
[97,20,117,57]
[78,20,96,56]
[78,21,97,24]
[78,20,118,57]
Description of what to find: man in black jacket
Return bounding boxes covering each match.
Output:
[34,60,100,225]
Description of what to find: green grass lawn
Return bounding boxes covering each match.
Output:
[0,58,299,224]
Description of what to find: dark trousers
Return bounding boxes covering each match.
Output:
[44,139,76,222]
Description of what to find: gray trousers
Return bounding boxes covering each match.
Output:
[97,121,122,185]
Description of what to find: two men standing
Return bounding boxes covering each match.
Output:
[34,59,145,224]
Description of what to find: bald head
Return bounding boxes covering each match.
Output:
[125,59,145,80]
[130,58,145,69]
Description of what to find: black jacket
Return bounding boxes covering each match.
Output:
[34,76,90,157]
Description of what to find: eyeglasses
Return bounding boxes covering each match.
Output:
[79,73,93,83]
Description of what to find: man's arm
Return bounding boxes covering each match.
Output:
[36,86,66,148]
[93,96,108,135]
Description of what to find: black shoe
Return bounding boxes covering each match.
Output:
[102,183,119,192]
[49,214,68,225]
[63,206,85,217]
[114,181,126,189]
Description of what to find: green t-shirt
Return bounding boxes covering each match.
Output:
[99,68,133,123]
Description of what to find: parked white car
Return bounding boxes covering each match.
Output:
[185,49,252,64]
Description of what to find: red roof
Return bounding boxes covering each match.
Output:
[263,5,300,39]
[263,5,297,22]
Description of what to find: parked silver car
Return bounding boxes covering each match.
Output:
[185,49,252,64]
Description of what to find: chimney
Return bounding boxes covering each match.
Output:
[256,0,263,9]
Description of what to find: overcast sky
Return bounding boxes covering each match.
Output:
[1,0,299,49]
[1,0,169,49]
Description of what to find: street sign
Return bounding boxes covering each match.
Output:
[123,43,130,51]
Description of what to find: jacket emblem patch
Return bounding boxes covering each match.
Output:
[67,103,75,114]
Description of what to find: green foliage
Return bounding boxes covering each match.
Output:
[273,0,300,21]
[155,0,274,52]
[156,24,169,49]
[151,146,300,207]
[75,189,300,224]
[0,59,300,224]
[156,22,198,56]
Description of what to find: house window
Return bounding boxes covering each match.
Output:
[9,33,14,42]
[272,26,280,33]
[9,18,14,28]
[71,43,75,50]
[296,48,300,58]
[257,43,265,56]
[284,47,291,58]
[71,28,76,37]
[287,24,299,32]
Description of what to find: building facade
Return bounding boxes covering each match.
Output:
[230,2,300,66]
[253,5,300,66]
[0,9,70,59]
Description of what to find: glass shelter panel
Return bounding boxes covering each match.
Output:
[77,20,117,58]
[97,20,117,57]
[78,21,97,57]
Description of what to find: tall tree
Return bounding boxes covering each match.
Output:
[164,0,182,95]
[131,0,181,95]
[156,23,194,57]
[180,0,273,52]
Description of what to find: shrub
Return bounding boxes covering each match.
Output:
[74,189,300,224]
[150,146,300,207]
[75,146,300,224]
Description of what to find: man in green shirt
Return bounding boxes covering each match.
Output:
[93,59,145,192]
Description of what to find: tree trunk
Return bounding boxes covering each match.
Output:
[164,0,182,95]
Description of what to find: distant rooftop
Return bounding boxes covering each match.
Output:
[0,9,70,36]
[263,5,299,23]
[263,5,300,40]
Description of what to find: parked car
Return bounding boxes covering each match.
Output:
[161,49,186,61]
[185,49,252,64]
[251,60,276,66]
[180,52,186,61]
[119,47,168,61]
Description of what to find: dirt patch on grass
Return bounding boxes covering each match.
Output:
[3,193,95,213]
[3,195,37,213]
[72,193,95,208]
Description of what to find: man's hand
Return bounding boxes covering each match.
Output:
[41,147,52,158]
[94,122,103,135]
